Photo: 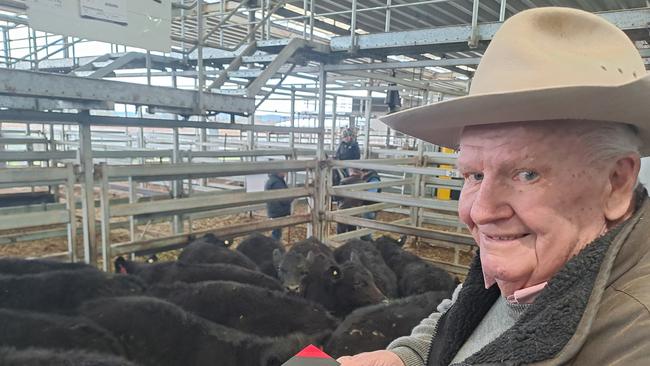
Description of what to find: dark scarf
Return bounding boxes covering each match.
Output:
[427,225,625,366]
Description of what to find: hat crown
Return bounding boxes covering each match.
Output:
[470,7,647,95]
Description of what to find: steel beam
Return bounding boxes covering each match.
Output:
[0,68,254,114]
[330,8,650,54]
[0,110,322,133]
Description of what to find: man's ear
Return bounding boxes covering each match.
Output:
[603,154,641,222]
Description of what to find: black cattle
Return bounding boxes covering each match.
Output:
[80,296,327,366]
[325,291,449,358]
[0,269,145,314]
[273,237,336,294]
[303,251,387,317]
[148,280,338,338]
[0,347,139,366]
[0,258,92,275]
[374,236,457,297]
[114,258,282,291]
[0,308,125,356]
[334,239,398,298]
[178,234,259,271]
[236,234,285,278]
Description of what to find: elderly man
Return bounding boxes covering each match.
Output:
[337,7,649,366]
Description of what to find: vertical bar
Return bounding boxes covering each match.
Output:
[99,164,111,272]
[350,0,358,47]
[309,0,314,40]
[499,0,507,21]
[171,70,183,234]
[469,0,480,48]
[128,177,137,243]
[145,51,152,85]
[303,0,308,38]
[330,95,337,152]
[248,5,257,42]
[363,83,372,159]
[2,28,9,66]
[65,164,77,262]
[260,0,266,40]
[317,65,326,161]
[197,0,205,113]
[220,0,225,47]
[385,0,392,32]
[266,0,272,40]
[78,119,96,265]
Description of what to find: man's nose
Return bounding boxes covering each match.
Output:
[469,179,514,225]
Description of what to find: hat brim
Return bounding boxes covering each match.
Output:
[380,74,650,156]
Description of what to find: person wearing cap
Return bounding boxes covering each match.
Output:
[337,7,649,366]
[333,127,362,186]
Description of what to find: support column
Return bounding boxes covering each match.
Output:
[312,65,327,240]
[289,86,297,187]
[330,95,337,152]
[363,82,372,159]
[78,117,97,265]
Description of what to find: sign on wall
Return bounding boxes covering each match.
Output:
[26,0,171,52]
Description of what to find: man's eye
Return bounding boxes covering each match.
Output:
[464,172,484,182]
[516,170,539,182]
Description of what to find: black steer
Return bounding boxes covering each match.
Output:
[334,239,399,298]
[237,233,285,278]
[80,296,326,366]
[374,236,457,297]
[178,234,259,270]
[273,237,336,294]
[325,291,450,357]
[148,280,338,337]
[0,347,139,366]
[0,269,145,314]
[0,308,125,356]
[0,258,92,275]
[114,258,282,290]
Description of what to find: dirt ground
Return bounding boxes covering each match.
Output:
[0,192,475,273]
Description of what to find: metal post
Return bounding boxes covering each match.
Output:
[260,0,265,40]
[363,83,372,159]
[248,4,257,42]
[171,70,183,234]
[145,51,152,86]
[2,28,9,67]
[31,28,39,71]
[65,164,77,262]
[78,118,97,265]
[309,0,314,40]
[317,66,326,161]
[499,0,507,21]
[330,95,337,152]
[266,0,272,40]
[302,0,308,38]
[99,164,111,272]
[197,0,205,113]
[350,0,358,48]
[385,0,392,32]
[469,0,480,48]
[220,0,225,46]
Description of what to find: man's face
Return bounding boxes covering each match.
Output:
[457,122,610,296]
[342,135,353,143]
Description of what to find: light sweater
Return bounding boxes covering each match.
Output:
[388,289,530,366]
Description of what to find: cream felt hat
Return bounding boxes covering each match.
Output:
[380,7,650,156]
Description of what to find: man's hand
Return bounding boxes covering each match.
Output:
[337,350,405,366]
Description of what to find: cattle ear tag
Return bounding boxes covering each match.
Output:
[281,344,340,366]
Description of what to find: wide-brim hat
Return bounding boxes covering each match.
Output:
[380,7,650,156]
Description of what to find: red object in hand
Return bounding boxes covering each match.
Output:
[282,345,340,366]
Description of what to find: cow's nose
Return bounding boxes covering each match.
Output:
[285,285,301,294]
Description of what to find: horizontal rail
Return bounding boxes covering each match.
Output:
[330,160,459,177]
[102,160,316,180]
[329,188,459,212]
[327,213,475,245]
[331,202,399,217]
[326,218,411,246]
[0,166,71,184]
[333,178,413,191]
[111,214,311,256]
[110,187,311,217]
[0,210,69,231]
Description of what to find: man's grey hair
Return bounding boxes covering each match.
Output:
[578,122,642,165]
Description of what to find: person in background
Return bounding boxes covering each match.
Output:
[333,127,361,186]
[336,168,382,241]
[265,171,292,241]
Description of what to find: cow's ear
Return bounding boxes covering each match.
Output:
[350,251,361,265]
[272,249,283,268]
[329,265,342,281]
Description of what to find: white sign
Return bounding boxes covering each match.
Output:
[26,0,171,52]
[80,0,128,25]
